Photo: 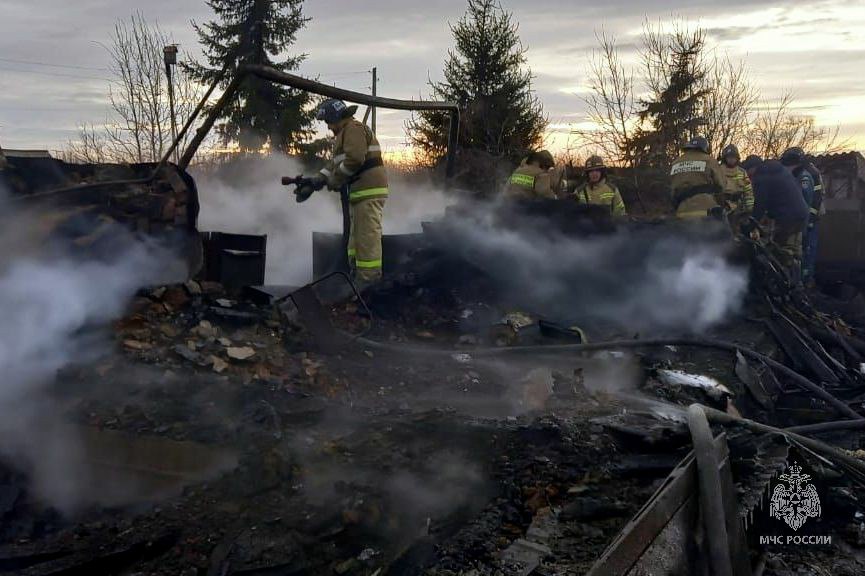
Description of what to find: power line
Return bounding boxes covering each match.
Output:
[0,66,111,82]
[317,70,371,78]
[0,105,92,111]
[0,56,108,72]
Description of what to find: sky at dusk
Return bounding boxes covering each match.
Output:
[0,0,863,156]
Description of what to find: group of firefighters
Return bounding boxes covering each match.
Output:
[504,150,628,217]
[296,98,822,291]
[668,136,822,285]
[506,137,823,286]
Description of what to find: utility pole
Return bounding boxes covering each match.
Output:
[163,45,179,164]
[371,67,377,133]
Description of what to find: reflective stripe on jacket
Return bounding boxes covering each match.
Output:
[671,150,725,193]
[510,173,536,188]
[720,164,754,211]
[504,162,554,199]
[676,192,721,219]
[320,118,388,203]
[574,180,626,216]
[670,150,725,218]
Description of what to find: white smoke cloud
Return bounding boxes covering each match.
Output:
[440,207,748,334]
[191,155,744,333]
[642,248,749,331]
[193,154,453,285]
[382,172,453,235]
[194,155,341,286]
[0,198,184,512]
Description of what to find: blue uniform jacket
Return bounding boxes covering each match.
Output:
[751,160,809,225]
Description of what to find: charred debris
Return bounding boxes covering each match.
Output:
[4,151,865,575]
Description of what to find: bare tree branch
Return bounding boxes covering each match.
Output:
[744,91,852,158]
[64,12,204,164]
[630,19,709,165]
[576,30,637,166]
[571,14,859,183]
[700,52,758,154]
[62,124,111,164]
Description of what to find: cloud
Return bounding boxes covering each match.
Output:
[703,26,763,42]
[0,0,863,151]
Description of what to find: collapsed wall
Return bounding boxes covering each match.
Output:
[2,154,202,276]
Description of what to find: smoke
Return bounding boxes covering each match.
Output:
[440,203,748,334]
[193,154,452,285]
[191,153,743,331]
[0,195,185,512]
[286,408,488,546]
[384,450,485,537]
[382,171,452,234]
[193,155,340,286]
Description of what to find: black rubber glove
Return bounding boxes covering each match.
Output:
[739,217,758,236]
[295,183,316,203]
[311,174,327,191]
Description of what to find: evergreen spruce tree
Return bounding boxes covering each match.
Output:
[407,0,547,165]
[627,31,709,168]
[188,0,313,153]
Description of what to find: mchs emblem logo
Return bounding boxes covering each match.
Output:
[769,462,822,531]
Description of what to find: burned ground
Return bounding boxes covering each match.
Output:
[0,281,649,575]
[4,183,865,575]
[0,263,859,575]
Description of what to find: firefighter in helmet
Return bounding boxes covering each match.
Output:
[504,150,556,200]
[781,146,823,284]
[718,143,754,231]
[573,155,626,216]
[669,136,726,219]
[295,98,389,288]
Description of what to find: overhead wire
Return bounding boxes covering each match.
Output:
[0,65,111,82]
[0,106,90,112]
[318,70,370,77]
[0,56,109,72]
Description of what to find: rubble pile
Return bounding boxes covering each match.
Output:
[0,271,856,574]
[115,281,288,379]
[6,198,865,574]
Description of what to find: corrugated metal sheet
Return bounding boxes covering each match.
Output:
[813,152,865,201]
[812,152,865,268]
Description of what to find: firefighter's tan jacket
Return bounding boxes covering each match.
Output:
[320,118,388,204]
[670,149,725,218]
[504,161,554,199]
[574,179,627,216]
[719,164,754,212]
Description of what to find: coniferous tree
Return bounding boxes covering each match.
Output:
[407,0,547,165]
[626,27,709,168]
[187,0,313,153]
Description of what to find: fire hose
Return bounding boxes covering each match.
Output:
[687,404,734,576]
[699,405,865,481]
[349,335,864,421]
